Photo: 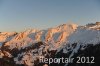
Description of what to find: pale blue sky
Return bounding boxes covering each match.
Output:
[0,0,100,32]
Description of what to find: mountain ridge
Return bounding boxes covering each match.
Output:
[0,22,100,66]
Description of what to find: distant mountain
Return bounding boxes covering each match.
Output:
[0,22,100,66]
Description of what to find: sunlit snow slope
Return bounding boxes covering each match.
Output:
[0,22,100,66]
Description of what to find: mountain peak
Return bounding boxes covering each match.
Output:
[57,23,78,29]
[1,22,100,66]
[84,22,100,30]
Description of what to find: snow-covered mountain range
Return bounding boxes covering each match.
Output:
[0,22,100,66]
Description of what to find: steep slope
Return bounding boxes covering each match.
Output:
[0,32,17,47]
[0,23,77,66]
[3,24,77,50]
[0,22,100,66]
[55,23,100,66]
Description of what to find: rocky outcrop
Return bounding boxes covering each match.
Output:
[0,22,100,66]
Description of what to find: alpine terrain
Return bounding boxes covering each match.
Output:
[0,22,100,66]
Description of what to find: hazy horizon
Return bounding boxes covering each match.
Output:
[0,0,100,32]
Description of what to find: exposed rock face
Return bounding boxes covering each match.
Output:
[96,22,100,25]
[0,32,17,42]
[3,24,77,50]
[53,43,100,66]
[0,22,100,66]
